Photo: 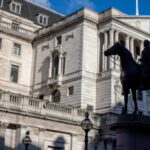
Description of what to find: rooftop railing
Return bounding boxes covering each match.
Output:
[0,21,34,40]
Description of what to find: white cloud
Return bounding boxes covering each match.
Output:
[26,0,51,8]
[66,0,95,13]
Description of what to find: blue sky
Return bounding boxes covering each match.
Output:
[27,0,150,15]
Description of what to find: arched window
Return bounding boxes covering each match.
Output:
[52,90,60,103]
[52,50,59,77]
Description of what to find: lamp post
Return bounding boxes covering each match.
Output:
[22,131,32,150]
[81,111,93,150]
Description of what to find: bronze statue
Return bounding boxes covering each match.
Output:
[139,40,150,90]
[104,42,140,114]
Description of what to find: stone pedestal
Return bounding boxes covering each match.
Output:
[110,114,150,150]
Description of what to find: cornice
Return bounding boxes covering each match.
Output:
[34,15,98,42]
[112,17,150,37]
[116,16,150,19]
[98,17,150,38]
[0,28,33,43]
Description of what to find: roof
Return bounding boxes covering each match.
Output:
[0,0,63,26]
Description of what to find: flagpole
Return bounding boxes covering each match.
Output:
[136,0,139,15]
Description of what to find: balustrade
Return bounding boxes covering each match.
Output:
[29,98,39,107]
[44,102,72,114]
[0,20,34,37]
[0,89,99,125]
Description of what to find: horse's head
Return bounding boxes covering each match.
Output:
[104,42,121,56]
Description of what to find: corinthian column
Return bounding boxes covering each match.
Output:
[109,29,114,69]
[104,31,108,70]
[115,31,119,42]
[125,35,130,49]
[140,40,144,53]
[130,37,134,58]
[114,31,119,70]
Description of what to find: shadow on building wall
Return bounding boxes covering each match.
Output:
[0,136,66,150]
[0,136,41,150]
[49,136,65,150]
[38,56,50,96]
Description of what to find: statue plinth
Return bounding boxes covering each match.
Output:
[110,114,150,150]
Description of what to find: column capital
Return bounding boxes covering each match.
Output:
[140,39,144,43]
[125,35,130,39]
[109,28,114,32]
[130,36,134,40]
[59,54,63,58]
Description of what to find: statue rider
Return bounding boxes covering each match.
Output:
[139,40,150,89]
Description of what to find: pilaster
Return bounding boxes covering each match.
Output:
[38,128,45,150]
[104,31,108,70]
[0,122,9,150]
[49,52,53,78]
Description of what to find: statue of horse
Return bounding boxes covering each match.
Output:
[104,42,140,114]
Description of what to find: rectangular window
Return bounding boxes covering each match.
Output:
[10,65,19,83]
[0,38,2,49]
[68,86,74,96]
[12,22,19,31]
[38,14,48,26]
[56,36,62,45]
[13,43,21,55]
[10,2,21,14]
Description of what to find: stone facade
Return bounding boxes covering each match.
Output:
[33,7,150,115]
[0,1,150,149]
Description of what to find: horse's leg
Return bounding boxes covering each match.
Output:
[122,91,128,114]
[131,88,138,114]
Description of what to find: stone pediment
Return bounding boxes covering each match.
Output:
[116,16,150,33]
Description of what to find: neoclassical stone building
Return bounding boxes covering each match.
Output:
[0,0,150,149]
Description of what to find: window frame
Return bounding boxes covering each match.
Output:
[67,86,74,96]
[56,36,62,46]
[12,42,21,56]
[37,14,48,26]
[10,64,19,83]
[11,22,19,31]
[52,90,61,103]
[10,2,22,14]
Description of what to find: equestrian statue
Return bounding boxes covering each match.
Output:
[104,40,150,114]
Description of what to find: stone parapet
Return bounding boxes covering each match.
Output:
[0,20,34,41]
[0,89,100,127]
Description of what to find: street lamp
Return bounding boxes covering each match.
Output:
[81,111,93,150]
[22,131,32,150]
